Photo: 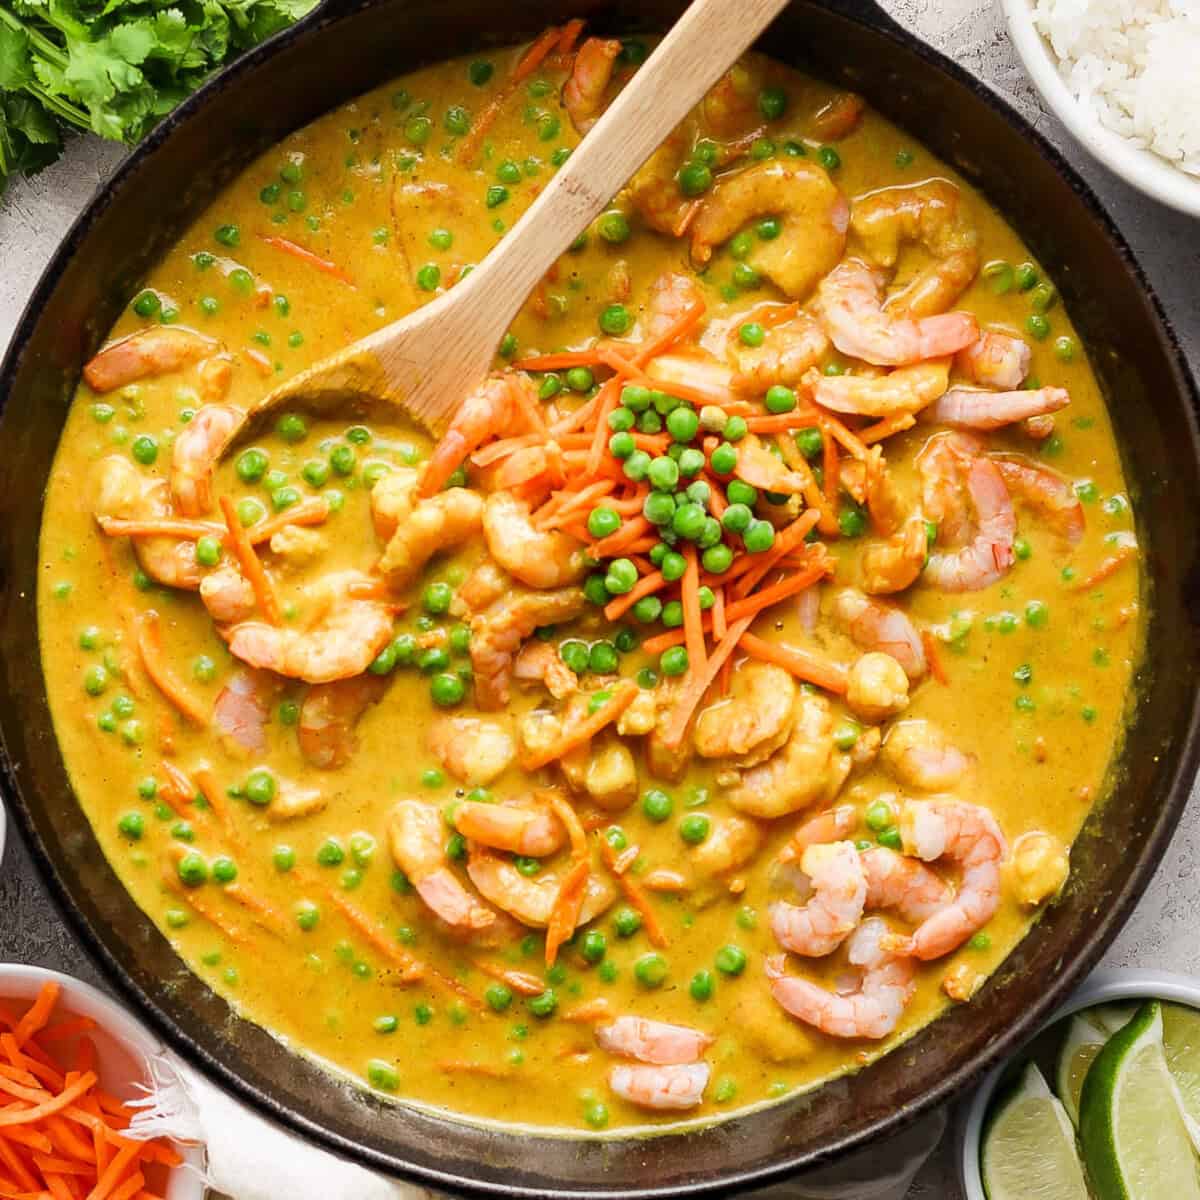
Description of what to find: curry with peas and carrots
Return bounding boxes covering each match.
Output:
[38,23,1141,1132]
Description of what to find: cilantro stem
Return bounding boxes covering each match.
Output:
[0,6,68,68]
[27,82,89,130]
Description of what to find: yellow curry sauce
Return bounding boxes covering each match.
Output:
[37,35,1140,1133]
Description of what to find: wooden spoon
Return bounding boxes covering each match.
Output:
[249,0,792,436]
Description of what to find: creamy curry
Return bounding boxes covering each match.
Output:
[37,27,1140,1133]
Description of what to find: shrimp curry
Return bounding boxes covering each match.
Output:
[38,26,1141,1132]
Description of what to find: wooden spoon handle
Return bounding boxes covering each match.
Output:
[460,0,793,325]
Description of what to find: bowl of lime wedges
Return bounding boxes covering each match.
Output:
[960,969,1200,1200]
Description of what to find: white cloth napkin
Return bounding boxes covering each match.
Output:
[127,1051,942,1200]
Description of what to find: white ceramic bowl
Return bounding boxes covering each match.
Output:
[0,964,205,1200]
[1001,0,1200,218]
[958,967,1200,1197]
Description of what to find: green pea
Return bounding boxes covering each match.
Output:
[635,953,668,988]
[832,721,861,751]
[243,768,276,807]
[661,551,687,583]
[214,223,240,247]
[83,665,108,696]
[701,543,733,574]
[1026,313,1051,341]
[366,1059,399,1091]
[584,574,610,605]
[537,114,560,142]
[600,304,632,336]
[444,105,471,135]
[177,851,207,887]
[679,813,710,845]
[131,290,161,317]
[677,162,713,197]
[818,145,841,171]
[192,656,216,683]
[739,322,766,348]
[1026,599,1049,627]
[756,216,781,241]
[468,60,494,86]
[765,384,797,414]
[584,1101,609,1128]
[604,557,638,595]
[486,185,509,209]
[211,856,238,884]
[236,448,269,483]
[743,520,776,553]
[528,989,557,1018]
[566,367,594,393]
[136,776,157,799]
[839,506,868,538]
[597,211,631,244]
[1015,262,1039,291]
[759,86,788,119]
[194,535,222,568]
[580,930,607,963]
[733,262,760,289]
[112,694,135,719]
[317,838,345,867]
[589,641,619,674]
[117,811,144,840]
[877,827,902,851]
[273,845,296,872]
[690,969,714,1002]
[131,434,158,465]
[715,944,747,976]
[865,799,893,832]
[417,263,441,292]
[613,907,642,938]
[431,673,466,707]
[485,984,513,1012]
[709,442,738,475]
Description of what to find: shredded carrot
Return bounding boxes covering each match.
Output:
[921,631,949,685]
[813,408,870,462]
[470,433,545,468]
[659,616,754,749]
[189,765,233,837]
[512,350,604,372]
[744,413,823,434]
[561,997,613,1023]
[520,680,638,770]
[0,1072,96,1127]
[860,411,917,444]
[1075,542,1136,590]
[544,858,589,967]
[739,632,849,694]
[243,347,273,376]
[556,17,586,53]
[599,839,669,948]
[472,962,544,997]
[219,495,280,625]
[681,545,707,674]
[603,571,665,621]
[135,612,208,727]
[88,1141,139,1200]
[672,200,701,238]
[162,866,248,945]
[589,515,651,559]
[95,517,225,541]
[12,988,58,1050]
[586,378,622,476]
[633,298,706,366]
[259,235,354,286]
[246,497,331,545]
[36,1022,94,1049]
[822,428,840,514]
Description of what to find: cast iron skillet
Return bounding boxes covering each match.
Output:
[2,0,1199,1193]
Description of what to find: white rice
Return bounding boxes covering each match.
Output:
[1030,0,1200,177]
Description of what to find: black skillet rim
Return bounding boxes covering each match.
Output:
[2,1,1199,1194]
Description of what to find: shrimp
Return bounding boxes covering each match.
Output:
[171,403,242,517]
[728,309,830,393]
[811,360,951,418]
[427,714,517,786]
[452,795,566,857]
[563,37,622,133]
[389,800,496,931]
[482,492,588,589]
[780,805,859,863]
[470,585,587,710]
[199,565,256,625]
[421,374,537,498]
[690,814,765,876]
[850,179,980,317]
[955,331,1031,390]
[560,731,639,810]
[916,431,983,547]
[830,587,926,680]
[860,846,953,923]
[298,675,389,770]
[860,514,928,596]
[922,458,1015,592]
[93,456,204,590]
[513,640,578,700]
[596,1017,713,1065]
[892,799,1007,959]
[766,917,916,1040]
[815,260,977,367]
[626,128,696,236]
[732,433,811,496]
[643,273,706,343]
[213,669,276,756]
[452,561,510,616]
[809,91,865,141]
[645,351,738,406]
[925,386,1070,432]
[770,841,867,957]
[372,468,484,588]
[223,571,393,683]
[691,160,850,300]
[1009,831,1070,906]
[726,693,849,819]
[701,60,762,137]
[269,525,327,567]
[882,720,974,791]
[844,651,910,723]
[693,661,796,766]
[466,847,615,928]
[82,326,217,393]
[991,455,1085,544]
[608,1063,710,1111]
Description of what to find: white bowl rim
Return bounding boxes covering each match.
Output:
[958,967,1200,1198]
[1000,0,1200,218]
[0,963,206,1198]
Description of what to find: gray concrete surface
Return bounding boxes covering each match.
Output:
[1,1,1197,1195]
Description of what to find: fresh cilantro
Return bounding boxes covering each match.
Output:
[0,0,319,197]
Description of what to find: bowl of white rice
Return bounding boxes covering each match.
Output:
[1001,0,1200,216]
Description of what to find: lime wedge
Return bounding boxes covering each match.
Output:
[1058,1013,1110,1127]
[1163,1002,1200,1153]
[981,1061,1090,1200]
[1079,1000,1200,1200]
[1091,1004,1138,1036]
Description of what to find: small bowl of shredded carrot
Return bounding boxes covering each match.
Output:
[0,965,204,1199]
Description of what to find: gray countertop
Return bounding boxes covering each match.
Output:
[1,1,1198,1195]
